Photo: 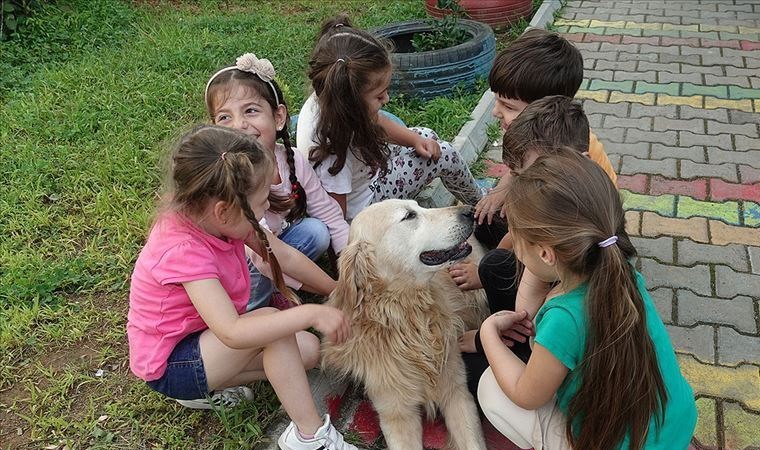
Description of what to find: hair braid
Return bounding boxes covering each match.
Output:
[280,122,307,223]
[227,152,299,305]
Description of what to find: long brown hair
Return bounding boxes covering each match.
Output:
[169,124,297,303]
[206,69,307,223]
[504,150,666,450]
[307,14,391,176]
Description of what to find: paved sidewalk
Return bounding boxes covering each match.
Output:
[547,1,760,448]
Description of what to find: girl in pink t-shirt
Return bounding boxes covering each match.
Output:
[127,125,358,450]
[205,53,349,312]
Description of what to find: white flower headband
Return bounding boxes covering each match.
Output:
[205,53,279,106]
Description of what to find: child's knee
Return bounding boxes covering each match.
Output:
[290,218,331,259]
[296,331,321,369]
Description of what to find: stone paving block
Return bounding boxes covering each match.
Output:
[653,117,704,133]
[620,155,678,177]
[603,116,652,130]
[575,41,602,52]
[708,121,759,138]
[749,246,760,275]
[703,38,743,49]
[611,28,644,38]
[650,175,708,199]
[586,112,603,129]
[631,236,674,263]
[657,94,703,108]
[681,31,720,40]
[622,35,659,45]
[650,144,706,163]
[635,81,680,96]
[729,110,760,126]
[607,142,650,158]
[641,258,712,296]
[724,48,760,60]
[715,265,760,298]
[590,79,634,92]
[683,63,724,76]
[708,148,760,167]
[584,33,622,44]
[613,70,657,82]
[622,190,675,215]
[677,196,740,225]
[681,160,739,182]
[677,290,757,334]
[661,36,700,47]
[576,89,610,102]
[599,42,640,53]
[666,324,715,363]
[678,240,750,273]
[702,54,743,66]
[718,327,760,366]
[736,135,760,151]
[642,212,709,242]
[693,398,718,450]
[680,105,729,122]
[595,59,637,72]
[711,179,760,204]
[625,210,641,236]
[581,99,629,117]
[706,74,752,88]
[682,83,729,99]
[677,354,760,412]
[680,45,720,57]
[617,173,648,192]
[682,131,733,150]
[595,127,625,143]
[723,402,760,450]
[710,220,760,246]
[648,287,673,323]
[661,54,703,65]
[658,71,703,84]
[705,97,755,113]
[625,128,678,145]
[630,103,678,119]
[745,202,760,227]
[740,165,760,183]
[638,61,681,73]
[609,91,655,105]
[584,69,613,81]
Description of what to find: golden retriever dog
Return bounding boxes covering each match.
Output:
[322,199,488,450]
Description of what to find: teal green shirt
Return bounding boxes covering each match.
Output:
[534,271,697,450]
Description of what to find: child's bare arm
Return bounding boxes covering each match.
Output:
[377,113,441,161]
[516,268,552,319]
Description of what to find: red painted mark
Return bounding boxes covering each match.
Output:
[485,160,508,178]
[740,165,760,184]
[710,179,760,203]
[622,36,660,45]
[740,40,760,51]
[325,394,343,420]
[422,418,449,449]
[650,176,708,200]
[617,174,649,194]
[701,38,741,49]
[661,37,700,47]
[348,400,381,445]
[584,34,621,44]
[560,32,584,43]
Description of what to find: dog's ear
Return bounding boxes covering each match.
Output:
[331,240,380,311]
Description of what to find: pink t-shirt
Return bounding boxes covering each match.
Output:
[127,212,250,381]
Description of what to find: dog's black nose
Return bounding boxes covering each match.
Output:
[460,206,475,222]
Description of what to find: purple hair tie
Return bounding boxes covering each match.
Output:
[598,235,618,248]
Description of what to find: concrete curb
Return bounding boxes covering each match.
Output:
[417,0,563,208]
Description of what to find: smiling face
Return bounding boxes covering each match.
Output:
[362,66,392,120]
[349,199,475,281]
[211,82,286,151]
[492,93,529,131]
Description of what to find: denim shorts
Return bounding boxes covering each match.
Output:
[146,331,210,400]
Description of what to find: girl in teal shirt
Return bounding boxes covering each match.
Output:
[477,149,697,450]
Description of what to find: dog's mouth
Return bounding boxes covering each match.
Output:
[419,240,472,266]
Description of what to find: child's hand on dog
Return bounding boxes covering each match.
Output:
[306,304,352,344]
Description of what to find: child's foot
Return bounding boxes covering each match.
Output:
[175,386,254,410]
[278,414,360,450]
[448,261,482,290]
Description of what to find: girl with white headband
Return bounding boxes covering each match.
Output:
[477,149,696,450]
[206,53,349,311]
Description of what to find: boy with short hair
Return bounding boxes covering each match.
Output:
[450,28,617,291]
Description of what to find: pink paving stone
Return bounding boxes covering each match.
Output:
[560,32,584,43]
[701,38,741,49]
[622,36,660,45]
[485,160,508,178]
[650,176,708,200]
[710,179,760,203]
[740,40,760,51]
[617,174,649,194]
[661,37,700,47]
[422,419,448,449]
[740,165,760,184]
[348,399,382,445]
[584,33,622,44]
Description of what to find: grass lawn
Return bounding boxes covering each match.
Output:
[0,1,533,448]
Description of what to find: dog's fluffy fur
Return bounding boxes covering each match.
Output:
[322,200,488,450]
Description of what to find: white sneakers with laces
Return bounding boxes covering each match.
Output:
[175,385,254,410]
[278,414,359,450]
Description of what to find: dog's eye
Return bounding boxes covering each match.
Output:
[401,210,417,221]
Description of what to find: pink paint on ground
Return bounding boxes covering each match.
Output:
[710,179,760,203]
[650,176,708,200]
[617,174,648,193]
[325,393,343,420]
[347,399,382,445]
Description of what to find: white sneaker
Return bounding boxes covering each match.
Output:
[175,386,254,410]
[278,414,359,450]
